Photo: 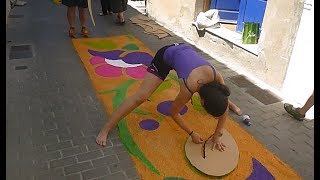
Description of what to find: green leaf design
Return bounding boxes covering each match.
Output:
[168,73,179,83]
[118,120,160,175]
[122,43,139,50]
[156,115,165,122]
[103,79,160,175]
[133,108,152,115]
[191,94,206,112]
[83,40,117,50]
[149,79,172,101]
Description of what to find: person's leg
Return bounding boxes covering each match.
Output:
[118,11,124,22]
[115,0,126,24]
[67,6,76,38]
[79,7,86,27]
[99,0,108,15]
[96,73,163,145]
[297,91,314,115]
[229,100,242,116]
[106,0,112,14]
[78,7,88,37]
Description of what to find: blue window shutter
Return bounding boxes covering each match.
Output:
[236,0,267,32]
[210,0,240,24]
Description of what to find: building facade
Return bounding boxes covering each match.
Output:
[146,0,314,114]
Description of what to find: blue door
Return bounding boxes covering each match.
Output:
[210,0,241,24]
[236,0,267,32]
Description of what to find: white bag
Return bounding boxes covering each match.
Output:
[195,9,220,30]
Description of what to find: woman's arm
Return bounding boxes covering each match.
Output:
[210,107,228,151]
[170,85,204,143]
[170,86,192,134]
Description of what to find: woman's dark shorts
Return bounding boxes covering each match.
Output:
[147,43,181,81]
[62,0,88,8]
[110,0,128,13]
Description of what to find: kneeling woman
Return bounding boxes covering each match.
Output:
[96,43,242,151]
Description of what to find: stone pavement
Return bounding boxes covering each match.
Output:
[6,0,313,179]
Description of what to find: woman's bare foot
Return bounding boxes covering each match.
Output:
[229,103,243,116]
[96,129,109,146]
[232,107,243,116]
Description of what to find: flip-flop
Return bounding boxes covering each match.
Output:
[68,27,75,38]
[284,103,305,121]
[81,27,89,38]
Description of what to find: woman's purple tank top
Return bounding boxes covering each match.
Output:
[163,44,211,79]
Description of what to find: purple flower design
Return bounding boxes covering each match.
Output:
[88,49,153,79]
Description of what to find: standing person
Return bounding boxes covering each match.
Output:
[96,43,242,151]
[99,0,112,16]
[110,0,127,25]
[62,0,89,38]
[284,91,314,121]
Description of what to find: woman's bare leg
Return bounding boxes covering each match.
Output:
[78,7,86,27]
[96,73,163,146]
[67,6,76,27]
[297,91,314,115]
[229,100,242,116]
[118,12,124,22]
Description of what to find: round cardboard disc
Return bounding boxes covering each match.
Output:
[185,129,239,176]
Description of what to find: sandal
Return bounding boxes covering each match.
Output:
[115,14,125,25]
[69,27,75,38]
[284,103,305,121]
[81,26,89,38]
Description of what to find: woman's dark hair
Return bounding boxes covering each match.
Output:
[198,81,230,117]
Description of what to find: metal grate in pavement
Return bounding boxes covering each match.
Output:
[9,45,33,60]
[9,14,25,18]
[15,66,28,70]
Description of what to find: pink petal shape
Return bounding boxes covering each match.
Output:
[125,66,147,79]
[95,64,122,78]
[90,56,105,65]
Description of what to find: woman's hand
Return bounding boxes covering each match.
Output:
[210,135,226,152]
[191,132,204,144]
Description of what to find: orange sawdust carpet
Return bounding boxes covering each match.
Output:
[72,35,301,180]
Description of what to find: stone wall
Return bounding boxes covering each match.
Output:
[146,0,304,91]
